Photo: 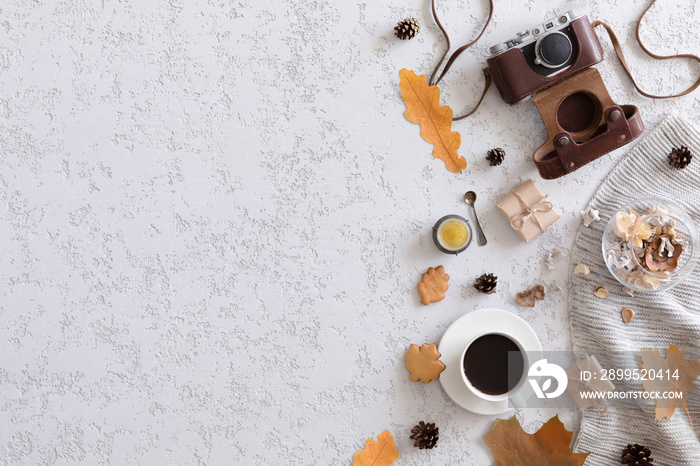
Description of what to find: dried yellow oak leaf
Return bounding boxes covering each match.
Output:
[352,430,399,466]
[484,415,589,466]
[398,69,466,173]
[404,343,445,383]
[640,345,700,423]
[417,266,449,305]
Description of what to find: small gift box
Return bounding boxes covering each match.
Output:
[497,180,560,243]
[565,354,615,412]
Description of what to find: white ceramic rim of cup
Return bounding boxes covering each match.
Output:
[459,331,530,403]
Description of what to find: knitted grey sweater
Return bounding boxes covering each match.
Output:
[569,114,700,465]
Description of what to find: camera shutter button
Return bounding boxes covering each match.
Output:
[538,33,572,66]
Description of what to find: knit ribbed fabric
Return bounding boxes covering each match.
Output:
[569,114,700,465]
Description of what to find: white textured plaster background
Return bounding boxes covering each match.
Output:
[0,0,699,464]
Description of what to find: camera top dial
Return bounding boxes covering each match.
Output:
[488,10,579,57]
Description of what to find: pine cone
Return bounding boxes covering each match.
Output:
[394,18,420,40]
[668,146,692,169]
[621,443,654,465]
[410,421,439,449]
[474,273,497,294]
[486,148,506,166]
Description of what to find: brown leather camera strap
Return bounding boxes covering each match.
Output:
[593,0,700,99]
[593,0,700,98]
[428,0,493,120]
[429,0,699,120]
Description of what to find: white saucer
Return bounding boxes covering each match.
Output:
[438,308,542,415]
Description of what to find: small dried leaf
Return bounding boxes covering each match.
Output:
[574,264,590,275]
[621,307,635,323]
[516,290,536,307]
[532,284,545,300]
[516,284,545,307]
[399,69,465,173]
[639,345,700,422]
[593,285,609,299]
[353,430,399,466]
[550,281,562,292]
[484,415,589,466]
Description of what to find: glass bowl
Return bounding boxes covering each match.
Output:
[602,197,699,293]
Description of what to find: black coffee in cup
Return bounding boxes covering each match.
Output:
[463,334,524,395]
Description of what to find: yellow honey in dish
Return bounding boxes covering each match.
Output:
[440,220,469,249]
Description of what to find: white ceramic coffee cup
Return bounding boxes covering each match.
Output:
[459,331,531,410]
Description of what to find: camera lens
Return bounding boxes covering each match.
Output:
[537,32,572,67]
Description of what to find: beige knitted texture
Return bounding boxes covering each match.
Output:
[569,113,700,465]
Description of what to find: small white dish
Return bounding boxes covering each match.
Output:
[438,308,542,415]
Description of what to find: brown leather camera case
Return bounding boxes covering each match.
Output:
[486,16,604,105]
[532,68,644,179]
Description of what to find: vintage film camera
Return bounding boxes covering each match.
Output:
[486,12,643,179]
